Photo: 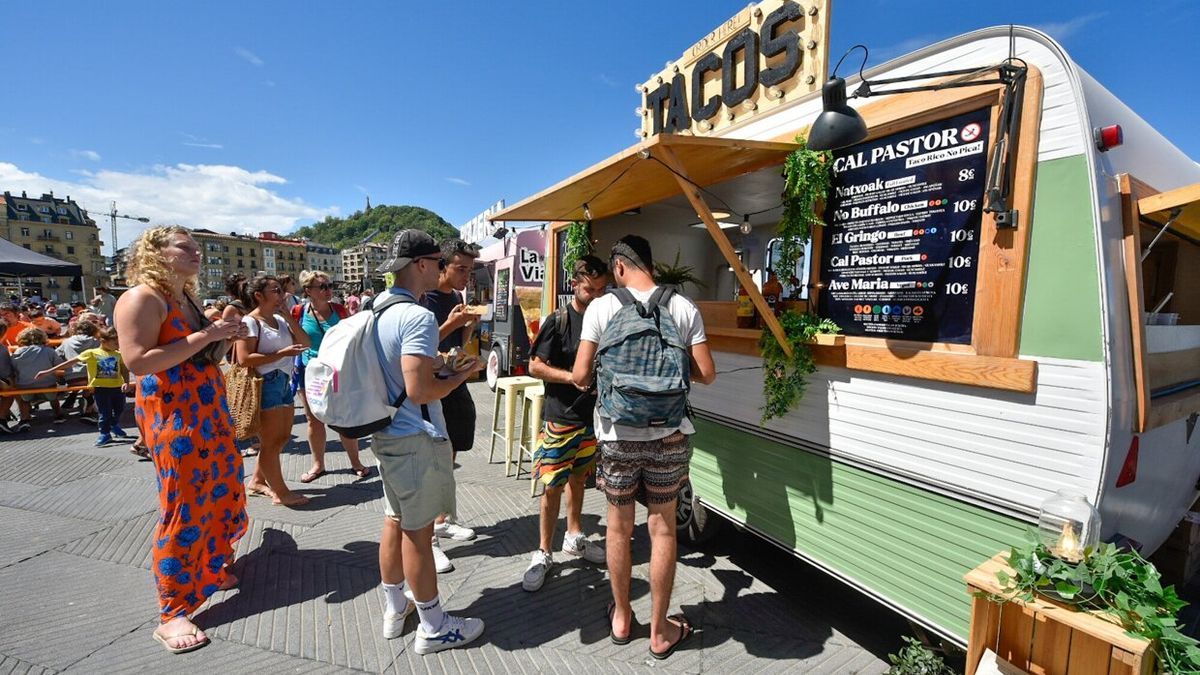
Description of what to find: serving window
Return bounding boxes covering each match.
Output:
[1121,176,1200,431]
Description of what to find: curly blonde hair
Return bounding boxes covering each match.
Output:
[298,269,330,293]
[125,225,198,298]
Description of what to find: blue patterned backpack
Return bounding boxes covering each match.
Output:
[595,287,691,428]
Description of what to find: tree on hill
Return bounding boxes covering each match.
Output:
[293,205,458,248]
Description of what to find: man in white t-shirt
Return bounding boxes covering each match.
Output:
[572,235,716,659]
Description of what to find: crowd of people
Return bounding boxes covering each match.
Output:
[3,224,717,661]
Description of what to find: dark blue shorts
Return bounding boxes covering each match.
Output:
[261,369,295,410]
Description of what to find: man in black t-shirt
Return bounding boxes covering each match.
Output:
[420,238,482,573]
[521,255,609,592]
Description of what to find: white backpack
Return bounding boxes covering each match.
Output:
[304,294,417,438]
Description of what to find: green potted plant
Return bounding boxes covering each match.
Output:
[778,136,832,294]
[653,250,706,293]
[562,220,592,274]
[759,310,840,423]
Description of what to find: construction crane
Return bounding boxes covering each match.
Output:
[93,200,150,263]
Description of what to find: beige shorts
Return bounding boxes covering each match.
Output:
[373,431,456,531]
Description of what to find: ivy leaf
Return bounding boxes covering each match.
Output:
[1054,582,1081,598]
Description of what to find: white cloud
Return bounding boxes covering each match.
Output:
[264,79,276,88]
[354,184,370,194]
[72,149,102,162]
[596,73,619,88]
[0,161,332,255]
[183,141,224,149]
[445,177,471,187]
[234,47,264,67]
[869,35,943,65]
[1034,12,1107,42]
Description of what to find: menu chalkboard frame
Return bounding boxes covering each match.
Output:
[798,72,1043,387]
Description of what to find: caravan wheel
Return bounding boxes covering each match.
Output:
[486,345,502,390]
[677,476,724,546]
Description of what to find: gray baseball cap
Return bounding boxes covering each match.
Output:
[377,229,441,274]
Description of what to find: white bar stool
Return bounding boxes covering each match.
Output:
[487,375,540,475]
[514,384,545,496]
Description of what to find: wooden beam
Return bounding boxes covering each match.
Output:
[1119,174,1152,432]
[655,144,793,357]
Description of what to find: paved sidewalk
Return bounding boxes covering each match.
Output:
[0,381,898,673]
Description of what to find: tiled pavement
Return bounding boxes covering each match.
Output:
[0,381,903,673]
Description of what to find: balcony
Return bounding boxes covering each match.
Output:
[37,234,61,242]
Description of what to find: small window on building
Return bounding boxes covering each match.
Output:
[38,206,50,213]
[67,246,75,254]
[65,231,74,240]
[20,227,30,236]
[57,207,67,215]
[44,245,54,253]
[22,244,30,250]
[16,203,27,211]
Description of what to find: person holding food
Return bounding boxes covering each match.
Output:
[418,237,482,573]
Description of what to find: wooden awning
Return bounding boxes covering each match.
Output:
[1140,182,1200,241]
[490,134,797,222]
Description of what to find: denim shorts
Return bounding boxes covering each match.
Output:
[260,369,295,410]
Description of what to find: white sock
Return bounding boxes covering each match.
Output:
[415,594,445,634]
[382,581,408,615]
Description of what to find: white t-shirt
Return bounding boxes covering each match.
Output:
[243,313,295,376]
[580,286,707,442]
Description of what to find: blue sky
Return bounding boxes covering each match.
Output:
[3,0,1197,254]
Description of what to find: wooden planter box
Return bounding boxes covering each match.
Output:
[964,553,1157,675]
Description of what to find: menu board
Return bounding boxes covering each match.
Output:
[495,267,511,323]
[818,108,990,344]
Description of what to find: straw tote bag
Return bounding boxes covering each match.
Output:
[225,319,262,440]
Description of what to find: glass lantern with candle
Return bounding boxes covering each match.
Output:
[1038,490,1101,563]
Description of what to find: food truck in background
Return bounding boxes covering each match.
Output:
[489,0,1200,645]
[477,229,546,388]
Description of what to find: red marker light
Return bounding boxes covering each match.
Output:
[1115,436,1139,487]
[1095,124,1123,152]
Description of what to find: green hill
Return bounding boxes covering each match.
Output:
[293,205,458,249]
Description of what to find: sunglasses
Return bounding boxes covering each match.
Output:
[417,256,447,270]
[308,283,332,291]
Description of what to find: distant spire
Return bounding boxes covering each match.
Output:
[365,195,372,212]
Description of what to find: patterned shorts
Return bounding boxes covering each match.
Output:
[596,432,692,506]
[533,422,597,489]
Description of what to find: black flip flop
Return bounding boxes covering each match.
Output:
[607,601,633,645]
[649,614,693,660]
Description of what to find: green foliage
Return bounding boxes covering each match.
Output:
[292,205,457,249]
[653,250,706,291]
[992,532,1200,674]
[779,137,832,287]
[562,221,592,275]
[887,636,956,675]
[759,310,839,423]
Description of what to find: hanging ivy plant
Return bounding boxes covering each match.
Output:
[562,221,592,274]
[988,533,1200,674]
[759,310,840,423]
[779,136,833,290]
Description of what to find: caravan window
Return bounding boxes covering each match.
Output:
[765,237,811,300]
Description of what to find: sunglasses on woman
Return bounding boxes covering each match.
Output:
[308,283,332,291]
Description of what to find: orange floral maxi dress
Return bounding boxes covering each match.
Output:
[136,297,248,621]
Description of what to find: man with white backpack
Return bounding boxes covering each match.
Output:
[363,230,486,652]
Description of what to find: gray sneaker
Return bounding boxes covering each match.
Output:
[414,614,485,654]
[561,532,606,565]
[522,549,553,592]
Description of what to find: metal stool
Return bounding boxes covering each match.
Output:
[515,384,545,496]
[488,375,540,475]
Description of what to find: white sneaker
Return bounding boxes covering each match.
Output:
[382,598,415,639]
[561,532,606,565]
[434,519,477,541]
[414,614,485,654]
[431,538,454,573]
[522,550,553,592]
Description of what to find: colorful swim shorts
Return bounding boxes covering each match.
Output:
[533,422,597,488]
[596,431,692,506]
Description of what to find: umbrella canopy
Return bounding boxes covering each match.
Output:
[0,236,84,277]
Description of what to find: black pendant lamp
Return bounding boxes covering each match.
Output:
[807,76,867,151]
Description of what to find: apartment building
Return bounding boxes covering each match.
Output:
[305,241,342,283]
[190,228,266,299]
[259,232,307,282]
[341,242,386,290]
[1,190,107,302]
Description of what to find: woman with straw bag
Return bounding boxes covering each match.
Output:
[231,275,310,507]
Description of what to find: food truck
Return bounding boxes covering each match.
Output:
[480,229,547,386]
[489,0,1200,644]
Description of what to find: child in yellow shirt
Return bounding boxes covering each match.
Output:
[39,326,131,446]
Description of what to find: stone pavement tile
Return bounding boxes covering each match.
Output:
[242,486,350,527]
[63,625,357,674]
[196,547,395,672]
[0,551,157,672]
[0,445,128,487]
[291,508,384,570]
[96,456,158,480]
[0,505,106,568]
[0,653,57,675]
[0,474,156,522]
[0,480,43,501]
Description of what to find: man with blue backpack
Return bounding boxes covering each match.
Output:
[572,235,716,660]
